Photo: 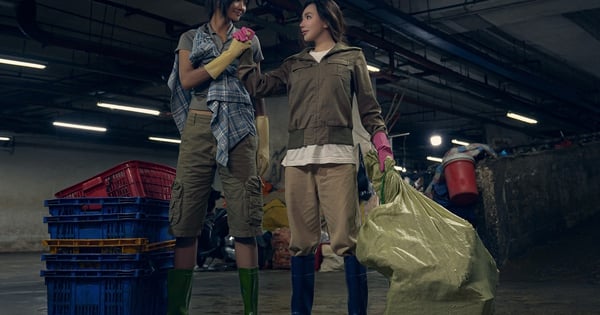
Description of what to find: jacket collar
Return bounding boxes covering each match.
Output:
[287,42,361,62]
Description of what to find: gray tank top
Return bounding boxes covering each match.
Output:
[190,82,209,111]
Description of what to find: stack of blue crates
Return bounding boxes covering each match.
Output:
[41,197,175,315]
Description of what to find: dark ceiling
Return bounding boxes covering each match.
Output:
[1,0,599,170]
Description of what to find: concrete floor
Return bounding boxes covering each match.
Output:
[2,249,599,315]
[3,215,600,315]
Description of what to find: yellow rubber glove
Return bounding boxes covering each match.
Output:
[256,116,270,177]
[204,39,252,79]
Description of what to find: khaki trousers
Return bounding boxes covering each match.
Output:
[285,164,360,256]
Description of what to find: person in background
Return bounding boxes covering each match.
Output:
[424,143,497,226]
[166,1,268,314]
[238,1,393,313]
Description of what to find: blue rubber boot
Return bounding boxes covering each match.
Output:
[344,256,368,315]
[291,255,315,315]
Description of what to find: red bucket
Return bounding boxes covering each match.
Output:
[442,154,478,206]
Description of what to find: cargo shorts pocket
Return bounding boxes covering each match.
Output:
[169,180,184,225]
[246,176,263,227]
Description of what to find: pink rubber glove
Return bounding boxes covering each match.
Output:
[233,27,255,42]
[372,131,394,172]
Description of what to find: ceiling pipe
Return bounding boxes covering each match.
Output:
[0,80,169,111]
[0,24,26,37]
[0,113,178,148]
[15,0,166,66]
[346,26,592,131]
[407,0,496,16]
[372,62,590,136]
[258,0,303,14]
[348,26,456,75]
[0,49,159,83]
[243,12,299,39]
[394,71,592,132]
[338,0,595,112]
[376,88,544,138]
[92,0,187,27]
[0,0,14,8]
[91,0,190,38]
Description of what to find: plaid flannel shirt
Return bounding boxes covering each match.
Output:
[190,26,255,166]
[167,53,191,134]
[167,25,256,165]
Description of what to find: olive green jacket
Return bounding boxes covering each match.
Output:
[239,42,387,149]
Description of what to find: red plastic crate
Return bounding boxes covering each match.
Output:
[55,161,175,200]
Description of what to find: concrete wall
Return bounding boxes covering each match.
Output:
[0,135,178,252]
[0,96,291,252]
[475,141,600,265]
[11,93,595,259]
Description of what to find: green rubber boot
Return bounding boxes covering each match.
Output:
[167,269,194,315]
[238,267,259,315]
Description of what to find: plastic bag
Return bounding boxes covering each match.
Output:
[271,227,291,269]
[364,150,402,204]
[357,154,499,314]
[262,198,289,232]
[357,146,375,201]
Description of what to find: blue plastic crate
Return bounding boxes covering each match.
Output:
[42,238,174,255]
[44,213,172,243]
[42,269,167,315]
[42,251,174,271]
[44,197,169,217]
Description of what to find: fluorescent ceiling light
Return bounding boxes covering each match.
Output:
[506,112,537,124]
[149,136,181,144]
[367,65,380,72]
[451,139,470,146]
[430,135,442,146]
[53,121,107,132]
[97,102,160,116]
[394,166,407,173]
[0,136,11,141]
[426,156,443,163]
[0,57,46,69]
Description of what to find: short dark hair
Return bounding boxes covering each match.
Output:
[302,0,346,43]
[207,0,249,20]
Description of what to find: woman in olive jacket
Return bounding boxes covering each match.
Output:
[239,1,393,314]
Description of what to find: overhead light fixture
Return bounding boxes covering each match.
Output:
[430,135,442,146]
[367,65,380,72]
[53,121,107,132]
[0,57,46,69]
[506,112,537,124]
[394,166,407,173]
[0,136,11,141]
[97,102,160,116]
[149,136,181,144]
[451,139,470,146]
[426,156,443,163]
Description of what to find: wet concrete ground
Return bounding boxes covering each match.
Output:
[2,215,599,314]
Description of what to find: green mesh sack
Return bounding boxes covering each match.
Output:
[357,154,498,314]
[364,149,402,204]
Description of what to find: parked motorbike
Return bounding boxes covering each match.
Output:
[195,189,271,271]
[195,190,236,271]
[196,206,237,270]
